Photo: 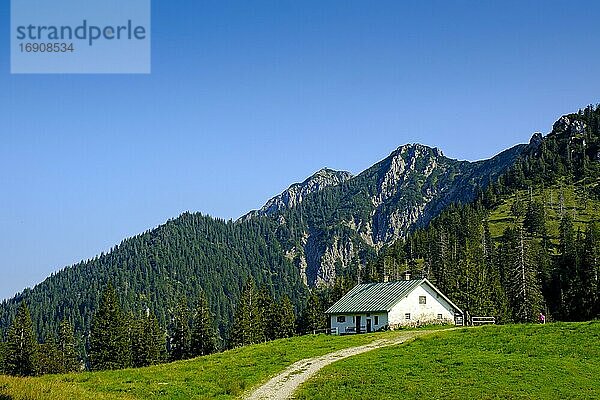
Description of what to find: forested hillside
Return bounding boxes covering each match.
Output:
[364,105,600,322]
[0,214,306,344]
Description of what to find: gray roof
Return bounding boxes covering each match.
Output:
[325,278,463,315]
[325,279,423,314]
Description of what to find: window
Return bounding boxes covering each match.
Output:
[437,314,443,320]
[336,316,346,323]
[405,313,411,320]
[374,316,379,325]
[419,296,427,304]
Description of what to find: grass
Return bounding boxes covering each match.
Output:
[295,321,600,400]
[0,329,426,400]
[488,182,600,243]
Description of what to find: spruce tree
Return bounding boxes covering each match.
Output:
[89,284,130,371]
[276,296,296,338]
[0,341,5,374]
[5,303,39,376]
[524,199,546,235]
[58,319,80,373]
[558,214,578,318]
[300,292,326,333]
[256,286,276,342]
[38,334,62,375]
[190,292,218,357]
[499,226,544,322]
[169,297,191,361]
[230,279,261,347]
[511,196,526,218]
[581,223,600,319]
[131,310,165,367]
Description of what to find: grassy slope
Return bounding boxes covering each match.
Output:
[0,330,421,400]
[295,321,600,400]
[487,182,600,243]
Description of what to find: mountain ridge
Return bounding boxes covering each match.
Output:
[4,107,598,344]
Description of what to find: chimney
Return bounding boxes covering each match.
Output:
[404,272,411,281]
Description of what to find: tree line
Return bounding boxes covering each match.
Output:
[0,212,307,351]
[1,279,314,376]
[0,303,78,376]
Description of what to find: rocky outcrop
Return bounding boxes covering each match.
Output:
[270,142,525,286]
[551,115,586,137]
[243,168,352,219]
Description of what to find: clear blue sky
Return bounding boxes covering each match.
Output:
[1,0,600,300]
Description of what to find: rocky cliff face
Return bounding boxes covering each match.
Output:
[256,142,525,286]
[551,115,586,137]
[243,168,353,219]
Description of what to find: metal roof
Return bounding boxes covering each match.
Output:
[325,279,423,314]
[325,278,463,315]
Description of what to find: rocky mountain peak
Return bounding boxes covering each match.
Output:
[528,132,544,153]
[391,143,444,159]
[551,115,586,137]
[242,168,353,219]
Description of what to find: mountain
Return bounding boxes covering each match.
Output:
[366,105,600,323]
[243,168,353,219]
[252,143,524,286]
[2,106,599,344]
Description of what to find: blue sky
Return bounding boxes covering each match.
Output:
[1,0,600,300]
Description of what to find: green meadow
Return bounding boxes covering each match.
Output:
[295,322,600,400]
[0,329,413,400]
[1,323,598,399]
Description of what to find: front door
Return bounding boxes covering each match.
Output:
[366,318,372,333]
[355,315,361,334]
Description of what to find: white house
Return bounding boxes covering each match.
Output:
[326,278,463,334]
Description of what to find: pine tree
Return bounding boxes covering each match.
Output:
[499,226,544,322]
[4,303,39,376]
[190,292,218,357]
[0,341,6,374]
[131,310,165,367]
[581,223,600,318]
[257,286,276,342]
[229,279,261,347]
[38,334,62,375]
[58,319,80,373]
[276,296,296,338]
[524,199,546,235]
[89,284,130,371]
[558,214,578,319]
[169,297,191,361]
[300,292,326,333]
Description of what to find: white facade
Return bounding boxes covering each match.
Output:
[329,312,389,335]
[386,283,456,328]
[329,280,460,334]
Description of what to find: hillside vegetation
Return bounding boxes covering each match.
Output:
[1,323,597,400]
[366,105,600,324]
[0,330,413,400]
[296,321,600,400]
[487,182,600,241]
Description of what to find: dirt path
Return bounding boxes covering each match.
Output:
[243,330,436,400]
